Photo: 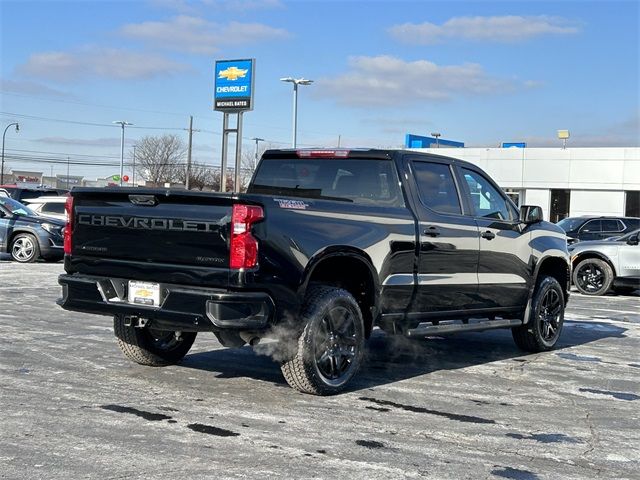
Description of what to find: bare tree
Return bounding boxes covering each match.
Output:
[238,142,274,192]
[132,134,186,186]
[177,162,213,191]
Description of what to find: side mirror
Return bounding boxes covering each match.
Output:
[520,205,543,224]
[627,234,639,246]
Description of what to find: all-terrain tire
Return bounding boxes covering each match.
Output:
[113,315,197,366]
[281,285,365,395]
[512,276,565,353]
[573,258,614,296]
[10,233,40,263]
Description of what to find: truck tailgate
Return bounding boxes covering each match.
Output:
[70,189,234,284]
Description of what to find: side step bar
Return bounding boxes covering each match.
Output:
[406,319,523,338]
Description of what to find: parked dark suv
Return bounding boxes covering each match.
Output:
[0,186,69,203]
[557,216,640,244]
[0,196,65,262]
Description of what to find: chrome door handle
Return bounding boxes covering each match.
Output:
[481,230,496,240]
[423,226,441,237]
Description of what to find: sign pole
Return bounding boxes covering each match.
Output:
[221,113,229,193]
[234,112,243,193]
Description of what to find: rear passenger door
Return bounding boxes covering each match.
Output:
[456,167,531,310]
[404,157,480,315]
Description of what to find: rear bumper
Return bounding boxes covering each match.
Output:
[57,274,275,332]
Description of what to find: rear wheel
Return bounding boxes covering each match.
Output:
[573,258,613,296]
[10,233,40,263]
[281,286,365,395]
[113,315,197,366]
[512,276,565,352]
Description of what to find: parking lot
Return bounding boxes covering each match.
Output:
[1,261,638,480]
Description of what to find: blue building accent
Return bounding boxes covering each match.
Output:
[405,134,464,148]
[502,142,527,148]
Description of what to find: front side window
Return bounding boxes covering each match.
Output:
[461,168,512,220]
[580,220,601,233]
[412,161,461,214]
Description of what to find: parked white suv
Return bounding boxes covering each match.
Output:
[569,229,640,295]
[24,196,67,221]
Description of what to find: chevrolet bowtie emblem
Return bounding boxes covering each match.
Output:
[218,66,248,81]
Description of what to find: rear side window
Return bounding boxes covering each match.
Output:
[412,161,461,214]
[601,219,623,232]
[41,203,65,214]
[249,158,404,206]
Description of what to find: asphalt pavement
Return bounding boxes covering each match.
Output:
[1,261,638,480]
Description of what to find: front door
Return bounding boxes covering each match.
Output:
[457,167,532,310]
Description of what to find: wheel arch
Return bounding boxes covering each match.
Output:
[571,251,617,277]
[533,255,571,303]
[299,247,380,339]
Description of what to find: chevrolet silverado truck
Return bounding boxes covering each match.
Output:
[58,149,570,395]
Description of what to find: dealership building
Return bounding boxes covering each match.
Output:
[407,140,640,223]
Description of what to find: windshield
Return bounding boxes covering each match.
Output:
[556,217,586,232]
[249,158,404,207]
[0,197,36,217]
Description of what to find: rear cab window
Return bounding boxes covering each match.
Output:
[249,157,404,207]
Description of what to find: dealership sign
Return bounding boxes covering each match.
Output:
[214,59,255,112]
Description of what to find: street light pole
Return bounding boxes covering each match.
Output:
[1,122,19,185]
[113,121,133,186]
[280,77,313,148]
[251,137,264,170]
[431,132,441,148]
[132,145,137,187]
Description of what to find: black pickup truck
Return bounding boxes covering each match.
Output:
[58,149,570,395]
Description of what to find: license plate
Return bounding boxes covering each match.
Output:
[128,281,161,307]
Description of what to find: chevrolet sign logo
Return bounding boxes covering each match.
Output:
[218,66,248,81]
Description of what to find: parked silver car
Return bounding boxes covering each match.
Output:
[569,229,640,295]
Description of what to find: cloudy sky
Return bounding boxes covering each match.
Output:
[1,0,638,180]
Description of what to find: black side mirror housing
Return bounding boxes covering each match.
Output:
[627,234,639,246]
[520,205,543,224]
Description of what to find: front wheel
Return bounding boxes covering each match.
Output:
[573,258,613,296]
[512,276,565,352]
[11,233,40,263]
[281,286,365,395]
[113,315,197,366]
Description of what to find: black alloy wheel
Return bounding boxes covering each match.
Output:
[512,275,565,352]
[313,305,359,383]
[573,258,613,296]
[536,287,563,344]
[281,285,365,395]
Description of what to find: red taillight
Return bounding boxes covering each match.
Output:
[296,149,350,158]
[230,204,264,269]
[64,195,74,255]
